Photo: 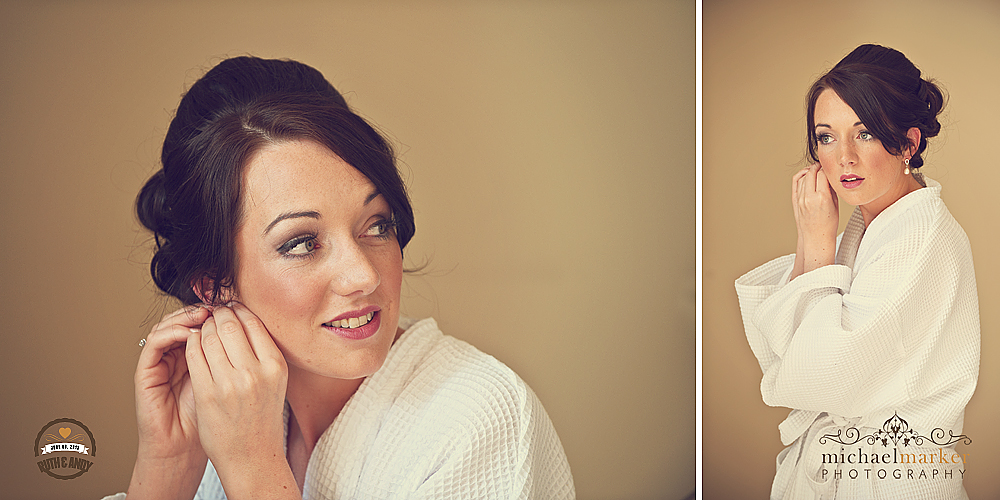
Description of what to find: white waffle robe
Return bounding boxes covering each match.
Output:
[735,179,979,500]
[105,317,574,500]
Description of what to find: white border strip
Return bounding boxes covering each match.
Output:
[695,0,704,498]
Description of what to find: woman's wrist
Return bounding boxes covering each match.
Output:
[802,237,836,273]
[791,232,806,280]
[212,451,299,500]
[126,450,207,500]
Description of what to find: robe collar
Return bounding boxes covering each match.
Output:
[835,177,942,270]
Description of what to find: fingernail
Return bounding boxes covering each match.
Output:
[190,328,201,333]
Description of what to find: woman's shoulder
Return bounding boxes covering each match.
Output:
[390,318,534,417]
[865,179,970,254]
[851,180,974,295]
[343,318,573,498]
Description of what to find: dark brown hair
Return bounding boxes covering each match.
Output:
[136,57,415,305]
[806,44,945,170]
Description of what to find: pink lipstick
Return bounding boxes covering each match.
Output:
[840,174,864,189]
[322,307,381,340]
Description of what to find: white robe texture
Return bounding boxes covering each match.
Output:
[735,179,980,500]
[105,317,574,500]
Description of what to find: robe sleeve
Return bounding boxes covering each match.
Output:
[735,212,978,420]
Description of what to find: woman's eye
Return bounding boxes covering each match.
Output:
[279,236,317,256]
[817,134,834,145]
[365,218,395,238]
[859,131,873,140]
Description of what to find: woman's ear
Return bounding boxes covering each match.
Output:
[191,275,235,305]
[191,276,214,305]
[905,127,921,157]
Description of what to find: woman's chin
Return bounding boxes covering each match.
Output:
[289,334,395,381]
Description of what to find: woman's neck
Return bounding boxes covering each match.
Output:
[860,175,924,228]
[285,367,365,450]
[283,325,407,452]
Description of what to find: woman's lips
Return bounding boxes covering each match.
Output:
[840,174,864,189]
[322,307,381,340]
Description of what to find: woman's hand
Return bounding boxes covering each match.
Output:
[128,305,212,500]
[185,302,298,498]
[791,164,839,278]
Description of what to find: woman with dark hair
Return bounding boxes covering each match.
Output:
[104,56,574,499]
[735,45,979,499]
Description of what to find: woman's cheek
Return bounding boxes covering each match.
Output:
[245,270,322,334]
[377,248,403,296]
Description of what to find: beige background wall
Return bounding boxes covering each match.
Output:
[705,1,1000,499]
[0,1,694,499]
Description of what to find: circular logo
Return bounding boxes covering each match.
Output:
[34,418,97,480]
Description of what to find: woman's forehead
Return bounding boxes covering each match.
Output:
[814,89,860,126]
[241,139,379,222]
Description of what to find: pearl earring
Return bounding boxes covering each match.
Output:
[904,157,910,175]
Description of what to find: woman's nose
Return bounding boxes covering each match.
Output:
[330,242,380,297]
[838,142,858,166]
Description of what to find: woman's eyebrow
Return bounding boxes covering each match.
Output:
[262,190,381,235]
[263,210,321,236]
[814,121,864,129]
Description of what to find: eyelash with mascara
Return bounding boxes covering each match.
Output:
[368,215,398,240]
[816,129,875,145]
[277,215,398,259]
[278,233,319,259]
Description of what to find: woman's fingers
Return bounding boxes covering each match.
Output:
[185,329,212,383]
[209,305,262,370]
[794,164,835,207]
[815,164,830,187]
[153,304,208,336]
[792,168,808,196]
[792,167,813,224]
[791,163,839,235]
[805,163,819,193]
[182,303,287,472]
[818,170,840,211]
[133,305,210,465]
[144,305,208,345]
[792,169,805,209]
[194,305,260,377]
[188,303,285,382]
[813,165,838,208]
[136,306,209,378]
[198,314,231,378]
[230,303,284,365]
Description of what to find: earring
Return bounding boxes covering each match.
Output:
[904,157,910,175]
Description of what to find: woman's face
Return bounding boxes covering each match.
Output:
[814,89,918,223]
[232,139,403,380]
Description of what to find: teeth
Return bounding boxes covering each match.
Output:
[326,311,374,329]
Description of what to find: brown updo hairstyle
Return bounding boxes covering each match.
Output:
[136,56,416,306]
[806,44,945,174]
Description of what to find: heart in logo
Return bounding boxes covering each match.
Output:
[59,428,71,439]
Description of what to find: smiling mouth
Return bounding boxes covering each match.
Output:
[323,311,375,329]
[841,176,864,183]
